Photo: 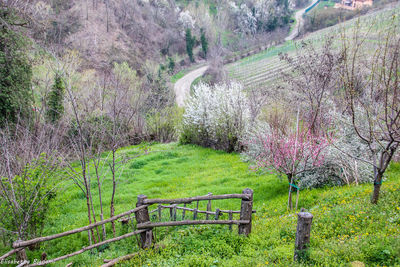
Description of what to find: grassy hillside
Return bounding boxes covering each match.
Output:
[3,143,399,266]
[225,3,400,90]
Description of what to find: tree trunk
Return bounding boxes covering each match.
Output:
[94,161,106,240]
[110,150,116,237]
[371,172,383,204]
[287,174,294,210]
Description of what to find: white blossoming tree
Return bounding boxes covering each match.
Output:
[181,82,251,152]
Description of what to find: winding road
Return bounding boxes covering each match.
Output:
[174,65,208,107]
[174,0,320,106]
[285,0,320,41]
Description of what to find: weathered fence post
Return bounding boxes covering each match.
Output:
[172,204,177,221]
[13,240,27,262]
[157,204,162,221]
[215,208,220,220]
[135,195,153,248]
[169,206,173,220]
[228,211,233,231]
[182,203,186,220]
[206,193,212,220]
[238,188,253,236]
[294,211,313,261]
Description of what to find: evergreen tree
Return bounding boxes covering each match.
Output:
[167,56,175,74]
[46,73,65,123]
[0,9,33,126]
[185,28,195,62]
[200,28,208,58]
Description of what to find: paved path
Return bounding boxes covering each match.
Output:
[285,0,320,41]
[174,65,208,107]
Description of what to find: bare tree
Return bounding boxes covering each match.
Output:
[339,17,400,204]
[105,62,147,236]
[280,36,342,133]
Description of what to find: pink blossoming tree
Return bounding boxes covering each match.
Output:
[246,121,330,209]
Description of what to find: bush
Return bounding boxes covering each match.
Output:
[180,82,250,152]
[0,155,59,243]
[146,106,183,142]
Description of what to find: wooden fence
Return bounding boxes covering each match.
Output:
[0,188,255,267]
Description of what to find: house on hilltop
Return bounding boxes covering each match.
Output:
[335,0,373,10]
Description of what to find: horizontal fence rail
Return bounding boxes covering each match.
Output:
[143,193,251,204]
[12,205,148,249]
[137,220,250,229]
[26,230,146,267]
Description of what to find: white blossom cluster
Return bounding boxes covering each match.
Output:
[298,110,374,189]
[230,3,257,35]
[178,10,196,29]
[182,82,251,152]
[229,0,291,35]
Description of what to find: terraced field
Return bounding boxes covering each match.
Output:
[226,4,400,90]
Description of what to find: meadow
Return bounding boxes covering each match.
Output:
[2,142,398,266]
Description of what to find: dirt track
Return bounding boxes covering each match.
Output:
[285,0,320,41]
[174,65,208,107]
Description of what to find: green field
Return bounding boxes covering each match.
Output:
[2,143,399,266]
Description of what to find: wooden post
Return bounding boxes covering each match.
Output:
[215,208,220,220]
[157,205,162,221]
[13,240,27,262]
[135,195,153,248]
[238,188,253,236]
[294,211,313,261]
[173,205,177,221]
[182,204,186,220]
[228,211,233,231]
[206,193,212,220]
[193,209,198,220]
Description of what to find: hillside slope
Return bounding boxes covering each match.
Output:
[1,143,398,266]
[226,3,400,91]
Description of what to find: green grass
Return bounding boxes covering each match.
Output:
[171,70,190,84]
[2,143,399,266]
[314,0,335,10]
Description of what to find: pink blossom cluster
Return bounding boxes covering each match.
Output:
[253,128,330,177]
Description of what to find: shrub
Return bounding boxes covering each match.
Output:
[0,156,59,242]
[297,121,374,189]
[180,82,250,152]
[146,106,183,142]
